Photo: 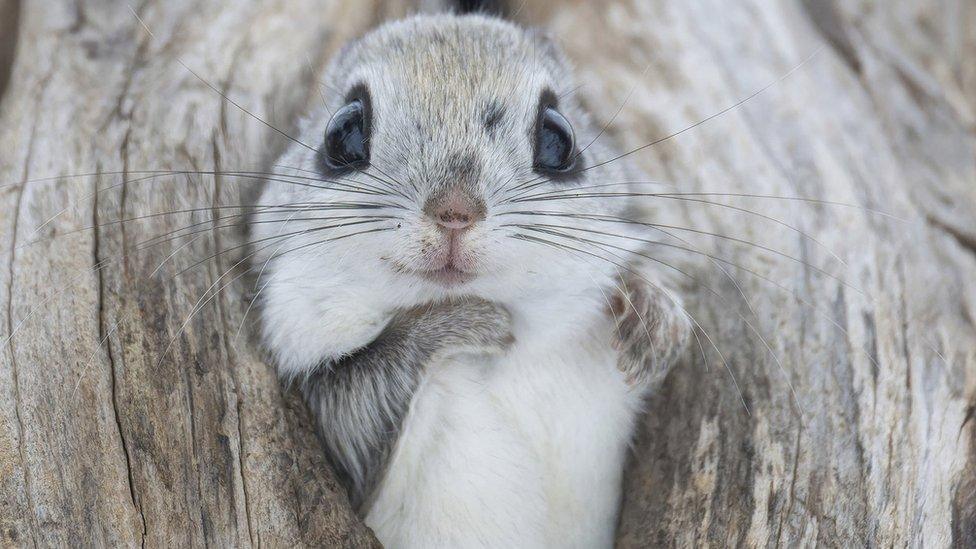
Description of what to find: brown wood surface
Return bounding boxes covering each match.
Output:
[1,0,974,547]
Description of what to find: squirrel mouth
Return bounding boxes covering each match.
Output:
[416,265,475,286]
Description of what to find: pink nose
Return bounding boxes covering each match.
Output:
[425,190,486,231]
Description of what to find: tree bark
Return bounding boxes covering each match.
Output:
[0,1,416,546]
[1,0,974,547]
[517,1,976,546]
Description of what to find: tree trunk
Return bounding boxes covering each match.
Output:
[1,0,973,547]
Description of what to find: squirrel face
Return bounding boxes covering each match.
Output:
[253,15,647,308]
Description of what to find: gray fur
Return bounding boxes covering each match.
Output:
[609,269,691,389]
[301,299,512,511]
[482,100,505,135]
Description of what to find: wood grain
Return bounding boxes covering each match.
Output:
[0,0,406,545]
[1,0,973,546]
[518,0,976,546]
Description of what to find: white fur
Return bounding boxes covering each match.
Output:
[251,15,677,548]
[365,290,643,548]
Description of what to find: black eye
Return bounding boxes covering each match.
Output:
[320,92,370,173]
[534,107,577,175]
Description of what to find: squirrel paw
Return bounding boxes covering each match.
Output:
[608,272,691,389]
[401,298,514,355]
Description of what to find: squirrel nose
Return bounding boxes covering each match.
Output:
[437,211,474,230]
[424,190,486,231]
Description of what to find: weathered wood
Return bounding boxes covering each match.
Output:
[518,1,976,546]
[0,1,416,546]
[1,0,974,547]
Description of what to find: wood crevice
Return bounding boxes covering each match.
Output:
[4,57,54,539]
[94,159,149,548]
[0,0,18,105]
[926,215,976,259]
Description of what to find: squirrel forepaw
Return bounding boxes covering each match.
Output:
[608,272,691,390]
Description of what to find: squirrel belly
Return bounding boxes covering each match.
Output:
[364,295,644,548]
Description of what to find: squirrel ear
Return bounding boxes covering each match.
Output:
[452,0,506,16]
